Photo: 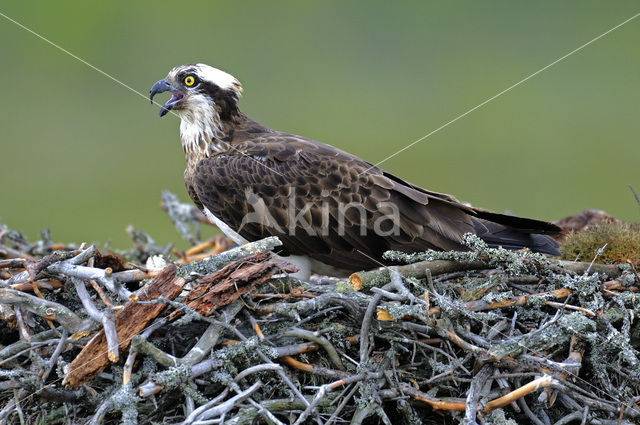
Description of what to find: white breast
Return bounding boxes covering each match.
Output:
[202,209,350,281]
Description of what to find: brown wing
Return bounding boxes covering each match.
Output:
[186,133,477,271]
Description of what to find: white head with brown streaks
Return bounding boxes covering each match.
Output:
[150,63,243,163]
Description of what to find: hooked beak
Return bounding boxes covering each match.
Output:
[149,79,184,117]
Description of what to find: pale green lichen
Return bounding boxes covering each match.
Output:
[208,336,280,378]
[482,290,514,304]
[183,383,208,404]
[396,399,423,425]
[560,273,601,296]
[210,371,241,393]
[527,294,551,308]
[335,280,353,293]
[120,225,172,264]
[0,223,29,246]
[435,292,500,323]
[380,303,429,321]
[490,320,574,360]
[2,219,638,424]
[622,270,637,286]
[404,276,427,293]
[383,247,477,264]
[110,383,141,425]
[487,408,518,425]
[384,233,551,277]
[425,356,455,374]
[152,363,191,390]
[558,312,596,336]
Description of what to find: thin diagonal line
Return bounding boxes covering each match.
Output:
[362,11,640,174]
[0,10,284,177]
[0,11,150,104]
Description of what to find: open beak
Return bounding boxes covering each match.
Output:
[149,79,184,117]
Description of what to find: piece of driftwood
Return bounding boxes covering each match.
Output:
[63,265,185,388]
[182,251,297,316]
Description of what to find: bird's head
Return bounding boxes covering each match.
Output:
[149,63,243,119]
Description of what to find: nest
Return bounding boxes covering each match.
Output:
[1,193,639,425]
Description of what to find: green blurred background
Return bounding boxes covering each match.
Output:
[1,1,639,250]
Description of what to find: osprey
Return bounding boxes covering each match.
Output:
[150,63,560,277]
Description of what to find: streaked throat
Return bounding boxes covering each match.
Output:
[178,100,226,166]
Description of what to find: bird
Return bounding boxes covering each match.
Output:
[150,63,560,278]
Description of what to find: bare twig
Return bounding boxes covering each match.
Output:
[73,278,119,362]
[0,287,86,332]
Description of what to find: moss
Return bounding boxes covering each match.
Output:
[560,221,640,267]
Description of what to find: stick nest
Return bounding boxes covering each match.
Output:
[1,196,639,425]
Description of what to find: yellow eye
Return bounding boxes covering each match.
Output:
[184,75,195,86]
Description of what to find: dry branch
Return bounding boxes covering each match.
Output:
[0,287,85,332]
[63,264,185,388]
[350,259,491,291]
